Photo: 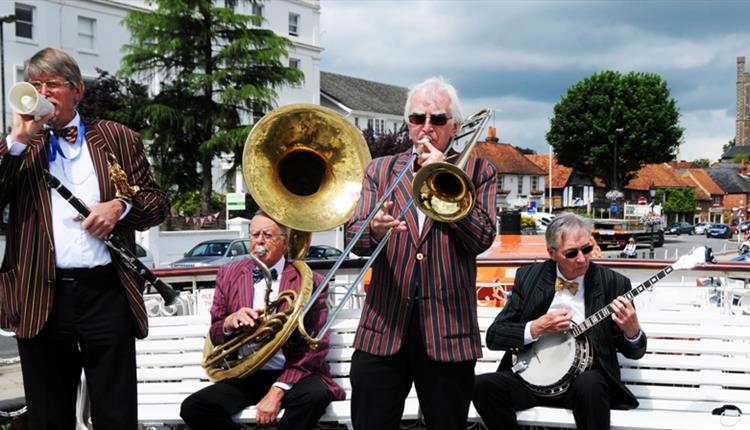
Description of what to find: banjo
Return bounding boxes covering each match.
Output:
[511,246,713,397]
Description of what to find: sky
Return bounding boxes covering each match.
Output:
[318,0,750,162]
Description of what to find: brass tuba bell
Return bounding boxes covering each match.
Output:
[201,104,371,381]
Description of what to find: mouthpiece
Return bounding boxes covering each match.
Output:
[254,245,267,256]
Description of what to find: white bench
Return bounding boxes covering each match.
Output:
[136,307,750,430]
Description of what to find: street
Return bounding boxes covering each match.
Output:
[600,232,741,261]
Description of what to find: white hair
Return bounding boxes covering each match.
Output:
[404,76,464,125]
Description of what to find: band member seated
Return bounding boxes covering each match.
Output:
[473,214,646,430]
[180,211,345,429]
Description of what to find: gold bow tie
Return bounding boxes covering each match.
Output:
[555,277,579,295]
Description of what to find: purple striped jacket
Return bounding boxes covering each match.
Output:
[209,259,345,400]
[346,151,497,362]
[0,118,169,339]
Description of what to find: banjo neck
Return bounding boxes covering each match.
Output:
[570,265,674,338]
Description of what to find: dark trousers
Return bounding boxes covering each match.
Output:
[180,372,333,430]
[350,308,476,430]
[473,368,611,430]
[16,266,137,430]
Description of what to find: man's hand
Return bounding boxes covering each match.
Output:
[416,136,446,168]
[369,200,406,241]
[255,386,285,425]
[610,296,640,338]
[78,200,125,239]
[530,308,573,338]
[223,307,261,333]
[9,111,54,145]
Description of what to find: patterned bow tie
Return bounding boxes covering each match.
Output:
[252,268,278,283]
[53,126,78,144]
[555,277,579,295]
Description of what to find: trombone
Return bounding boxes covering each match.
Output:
[298,108,493,346]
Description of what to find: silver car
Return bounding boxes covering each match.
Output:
[694,222,712,235]
[168,239,252,268]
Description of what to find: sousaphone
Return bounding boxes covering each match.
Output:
[201,104,371,381]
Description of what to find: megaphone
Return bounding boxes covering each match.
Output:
[8,82,54,119]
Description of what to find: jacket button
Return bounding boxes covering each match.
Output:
[415,252,424,261]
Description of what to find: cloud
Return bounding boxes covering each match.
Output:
[320,0,749,161]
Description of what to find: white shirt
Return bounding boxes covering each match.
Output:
[6,113,130,268]
[245,257,291,390]
[523,269,585,345]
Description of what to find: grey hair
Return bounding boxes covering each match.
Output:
[404,76,464,125]
[252,209,289,236]
[545,214,592,250]
[24,48,83,84]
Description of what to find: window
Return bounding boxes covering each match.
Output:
[499,175,505,190]
[517,176,524,195]
[531,175,539,191]
[15,3,33,39]
[374,119,384,135]
[289,58,300,69]
[288,13,299,36]
[252,2,263,17]
[354,117,359,128]
[77,17,95,51]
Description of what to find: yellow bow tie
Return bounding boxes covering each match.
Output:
[555,277,579,295]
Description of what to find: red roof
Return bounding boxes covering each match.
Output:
[526,153,572,188]
[681,168,725,200]
[473,142,547,175]
[625,163,693,190]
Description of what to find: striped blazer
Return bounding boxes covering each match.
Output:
[346,151,497,362]
[209,259,345,400]
[485,260,647,409]
[0,118,169,339]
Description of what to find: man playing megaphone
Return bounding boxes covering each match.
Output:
[0,47,169,429]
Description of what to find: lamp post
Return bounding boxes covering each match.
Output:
[649,183,657,259]
[605,128,625,216]
[0,14,16,133]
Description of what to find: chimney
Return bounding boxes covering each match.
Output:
[486,126,499,143]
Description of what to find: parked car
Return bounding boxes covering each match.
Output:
[305,245,344,260]
[135,244,155,269]
[665,221,694,235]
[168,239,251,268]
[739,220,750,233]
[694,222,712,235]
[706,224,733,239]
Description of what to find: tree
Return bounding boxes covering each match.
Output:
[657,188,696,222]
[78,68,149,134]
[363,124,411,158]
[692,158,711,168]
[547,71,683,191]
[120,0,303,214]
[723,138,736,154]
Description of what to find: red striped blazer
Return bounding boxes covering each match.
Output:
[346,151,497,362]
[0,118,169,339]
[209,259,345,400]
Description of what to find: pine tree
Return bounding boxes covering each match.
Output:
[120,0,303,214]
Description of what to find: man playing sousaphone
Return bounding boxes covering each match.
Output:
[181,210,344,429]
[474,214,646,430]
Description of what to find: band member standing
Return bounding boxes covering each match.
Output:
[346,76,497,430]
[474,214,646,430]
[180,211,344,429]
[0,47,169,429]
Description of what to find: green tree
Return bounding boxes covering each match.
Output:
[547,70,683,191]
[78,68,150,135]
[692,158,711,168]
[657,188,696,221]
[723,138,736,154]
[120,0,303,214]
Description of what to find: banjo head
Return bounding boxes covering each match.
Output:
[514,331,578,387]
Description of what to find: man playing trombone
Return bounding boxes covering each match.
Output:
[181,211,344,429]
[346,77,497,430]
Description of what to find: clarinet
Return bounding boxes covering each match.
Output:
[44,171,180,305]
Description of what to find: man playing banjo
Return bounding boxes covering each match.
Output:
[474,213,646,430]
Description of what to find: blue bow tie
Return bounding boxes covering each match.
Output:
[252,268,278,283]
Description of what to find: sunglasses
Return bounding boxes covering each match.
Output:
[408,113,451,126]
[560,244,594,259]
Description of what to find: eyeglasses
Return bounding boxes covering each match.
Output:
[559,244,594,259]
[250,231,286,241]
[28,80,72,91]
[408,113,452,126]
